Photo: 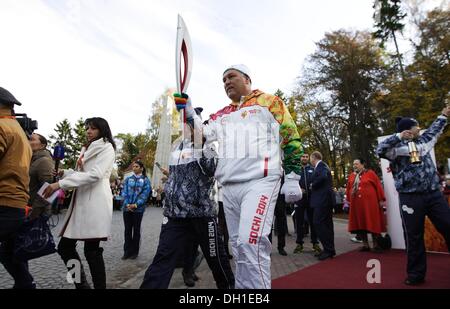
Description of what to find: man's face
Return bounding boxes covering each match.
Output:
[223,70,251,102]
[310,156,316,166]
[301,154,309,165]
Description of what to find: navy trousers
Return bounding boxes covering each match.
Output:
[295,201,318,245]
[140,217,234,289]
[313,205,335,254]
[123,211,144,257]
[399,190,450,280]
[0,206,35,289]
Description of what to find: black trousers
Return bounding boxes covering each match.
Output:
[0,206,35,289]
[217,201,231,255]
[399,190,450,280]
[313,206,335,254]
[140,217,235,289]
[58,237,106,289]
[295,202,318,245]
[123,211,144,257]
[269,194,287,249]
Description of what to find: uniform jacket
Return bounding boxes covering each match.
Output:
[163,139,218,219]
[121,174,151,213]
[203,90,303,185]
[376,115,447,193]
[297,164,314,207]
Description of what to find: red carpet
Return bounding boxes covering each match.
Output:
[272,249,450,289]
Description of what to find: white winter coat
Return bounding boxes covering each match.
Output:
[58,139,115,240]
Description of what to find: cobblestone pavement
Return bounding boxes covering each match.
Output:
[0,207,164,289]
[0,207,359,289]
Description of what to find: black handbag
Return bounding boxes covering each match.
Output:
[14,215,57,261]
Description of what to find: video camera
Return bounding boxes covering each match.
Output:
[15,113,38,139]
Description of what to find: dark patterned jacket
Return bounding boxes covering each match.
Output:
[376,115,447,193]
[163,139,218,218]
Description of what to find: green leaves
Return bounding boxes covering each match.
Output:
[49,118,87,169]
[373,0,407,46]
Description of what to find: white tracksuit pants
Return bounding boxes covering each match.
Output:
[222,175,281,289]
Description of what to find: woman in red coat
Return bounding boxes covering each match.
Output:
[346,158,387,252]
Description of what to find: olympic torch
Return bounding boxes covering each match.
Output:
[175,14,193,140]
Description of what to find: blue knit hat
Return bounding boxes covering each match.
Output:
[395,117,419,133]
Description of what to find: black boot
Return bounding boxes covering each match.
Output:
[85,247,106,289]
[57,246,91,289]
[182,269,195,287]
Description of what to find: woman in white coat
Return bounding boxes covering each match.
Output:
[43,117,116,289]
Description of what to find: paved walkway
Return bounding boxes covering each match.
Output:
[118,211,360,289]
[0,207,360,289]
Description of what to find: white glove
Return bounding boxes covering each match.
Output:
[280,172,302,203]
[202,142,217,159]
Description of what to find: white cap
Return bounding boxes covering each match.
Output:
[223,64,251,81]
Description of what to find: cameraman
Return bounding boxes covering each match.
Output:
[0,87,35,289]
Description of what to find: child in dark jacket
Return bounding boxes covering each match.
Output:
[140,108,234,289]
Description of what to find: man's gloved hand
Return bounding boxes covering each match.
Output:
[173,93,194,118]
[280,172,302,203]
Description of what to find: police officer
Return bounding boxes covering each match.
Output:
[377,106,450,285]
[0,87,35,289]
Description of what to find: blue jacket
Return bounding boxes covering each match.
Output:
[121,174,151,213]
[376,115,447,193]
[310,161,335,209]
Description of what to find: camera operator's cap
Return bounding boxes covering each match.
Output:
[0,87,22,106]
[395,116,419,133]
[223,64,252,82]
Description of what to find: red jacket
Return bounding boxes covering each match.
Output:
[346,169,387,234]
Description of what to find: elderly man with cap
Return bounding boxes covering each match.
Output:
[377,106,450,286]
[174,65,303,289]
[140,107,235,289]
[0,87,35,289]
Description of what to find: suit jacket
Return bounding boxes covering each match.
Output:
[297,164,314,207]
[310,161,335,209]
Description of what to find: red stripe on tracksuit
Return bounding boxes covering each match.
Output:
[264,157,268,177]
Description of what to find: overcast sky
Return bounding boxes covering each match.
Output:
[0,0,445,139]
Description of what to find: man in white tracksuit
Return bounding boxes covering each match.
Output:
[174,65,303,289]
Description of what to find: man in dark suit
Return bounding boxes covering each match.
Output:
[310,151,336,261]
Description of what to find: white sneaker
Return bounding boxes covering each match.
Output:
[351,237,363,243]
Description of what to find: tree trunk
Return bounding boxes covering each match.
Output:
[392,31,406,82]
